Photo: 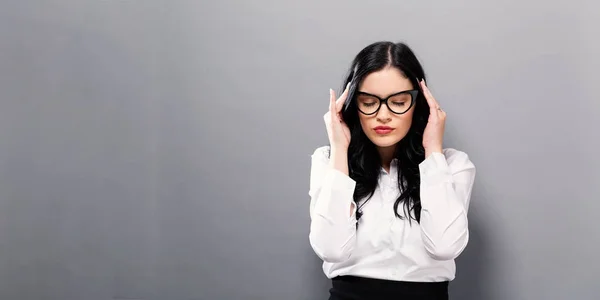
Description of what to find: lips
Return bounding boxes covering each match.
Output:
[373,126,394,134]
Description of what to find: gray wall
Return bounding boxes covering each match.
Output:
[1,0,599,299]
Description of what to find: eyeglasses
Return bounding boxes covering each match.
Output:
[355,90,418,115]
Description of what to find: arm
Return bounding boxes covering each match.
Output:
[418,148,476,261]
[308,146,357,263]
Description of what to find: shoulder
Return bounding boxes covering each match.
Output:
[442,148,476,170]
[311,145,331,163]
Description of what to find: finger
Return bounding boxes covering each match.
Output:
[335,82,351,112]
[419,80,437,108]
[420,80,441,115]
[329,89,338,121]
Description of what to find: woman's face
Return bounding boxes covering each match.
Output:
[356,67,416,151]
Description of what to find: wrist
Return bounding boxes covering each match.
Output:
[329,146,349,175]
[425,147,443,158]
[330,145,348,156]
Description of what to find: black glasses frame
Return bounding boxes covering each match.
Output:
[355,89,419,115]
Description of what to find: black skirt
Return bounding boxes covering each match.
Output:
[328,275,449,300]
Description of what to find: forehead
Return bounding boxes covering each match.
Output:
[358,67,413,97]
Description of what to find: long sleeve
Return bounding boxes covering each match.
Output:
[418,148,476,261]
[308,146,357,263]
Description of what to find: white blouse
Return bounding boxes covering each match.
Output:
[308,146,476,282]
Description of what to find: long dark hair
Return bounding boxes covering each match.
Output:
[338,41,430,224]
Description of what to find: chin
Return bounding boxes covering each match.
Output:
[367,135,403,148]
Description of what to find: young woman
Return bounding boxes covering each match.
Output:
[308,41,476,300]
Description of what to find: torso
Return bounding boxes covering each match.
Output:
[321,159,456,282]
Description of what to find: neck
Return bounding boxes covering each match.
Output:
[377,145,396,173]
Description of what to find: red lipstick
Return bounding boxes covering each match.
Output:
[373,126,394,134]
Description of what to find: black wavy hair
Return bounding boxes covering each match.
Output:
[338,41,430,224]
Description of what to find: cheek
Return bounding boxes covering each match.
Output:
[393,108,415,129]
[398,111,414,127]
[358,114,372,131]
[391,115,413,134]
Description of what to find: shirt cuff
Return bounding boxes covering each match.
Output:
[312,168,357,223]
[419,152,453,187]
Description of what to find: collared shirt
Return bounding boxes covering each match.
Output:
[308,146,476,282]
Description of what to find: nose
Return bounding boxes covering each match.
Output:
[376,102,392,123]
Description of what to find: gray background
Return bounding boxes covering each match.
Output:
[1,0,599,299]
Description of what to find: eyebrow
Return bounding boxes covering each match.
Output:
[356,90,414,98]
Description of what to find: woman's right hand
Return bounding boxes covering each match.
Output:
[324,84,351,151]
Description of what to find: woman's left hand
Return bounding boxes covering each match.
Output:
[420,79,445,157]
